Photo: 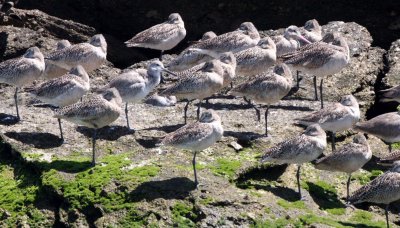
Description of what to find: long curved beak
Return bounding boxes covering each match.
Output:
[297,34,312,44]
[162,68,177,77]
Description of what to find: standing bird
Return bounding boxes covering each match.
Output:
[160,110,223,186]
[101,60,175,130]
[160,60,224,124]
[25,65,90,141]
[295,94,360,151]
[314,133,372,201]
[354,111,400,153]
[53,88,122,166]
[45,34,107,74]
[260,124,327,199]
[167,22,259,72]
[229,64,292,136]
[377,85,400,103]
[302,19,322,44]
[125,13,186,60]
[349,161,400,228]
[43,39,71,79]
[280,33,350,109]
[0,47,45,120]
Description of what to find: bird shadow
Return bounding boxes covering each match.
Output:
[363,155,391,172]
[31,159,92,173]
[202,101,253,111]
[136,136,161,149]
[76,125,134,140]
[127,177,195,202]
[269,104,314,112]
[305,181,345,211]
[224,130,265,142]
[0,113,19,125]
[142,123,185,133]
[4,131,63,149]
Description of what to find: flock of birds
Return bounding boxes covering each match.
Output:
[1,12,400,227]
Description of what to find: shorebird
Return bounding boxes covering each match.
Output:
[302,19,322,44]
[354,111,400,153]
[229,64,292,136]
[314,133,371,201]
[260,124,327,199]
[166,31,217,72]
[378,150,400,166]
[160,110,223,186]
[125,13,186,60]
[295,94,360,151]
[0,46,45,120]
[377,85,400,103]
[101,60,175,130]
[45,34,107,73]
[168,22,259,72]
[54,88,122,166]
[43,40,71,79]
[25,65,90,141]
[144,93,177,107]
[160,59,224,124]
[280,32,350,109]
[349,161,400,228]
[275,25,311,57]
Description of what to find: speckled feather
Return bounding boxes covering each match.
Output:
[126,23,182,46]
[354,112,400,143]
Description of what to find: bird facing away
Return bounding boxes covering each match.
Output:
[260,124,327,199]
[125,13,186,60]
[302,19,322,44]
[166,31,217,72]
[354,111,400,154]
[314,133,371,201]
[295,94,360,151]
[377,85,400,103]
[160,110,223,186]
[102,60,175,130]
[0,46,45,120]
[229,63,292,136]
[349,161,400,228]
[43,39,72,79]
[45,34,107,74]
[54,88,122,166]
[25,65,90,141]
[280,32,350,109]
[167,22,259,72]
[160,59,224,124]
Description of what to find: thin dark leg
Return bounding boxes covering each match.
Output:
[184,100,190,124]
[385,204,389,228]
[265,106,270,136]
[297,165,302,200]
[313,76,318,101]
[197,99,202,120]
[14,87,20,120]
[58,118,64,142]
[92,129,97,166]
[125,102,130,129]
[331,131,336,151]
[389,144,392,153]
[296,71,300,88]
[230,81,233,89]
[192,151,198,187]
[320,78,324,109]
[346,174,351,203]
[244,98,260,121]
[159,50,164,61]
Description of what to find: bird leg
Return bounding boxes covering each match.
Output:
[159,50,164,61]
[265,106,270,136]
[58,118,64,142]
[244,98,260,121]
[346,173,351,203]
[331,131,336,151]
[197,99,202,120]
[385,204,389,228]
[125,103,131,130]
[230,82,234,89]
[389,144,392,153]
[296,71,303,89]
[192,151,198,187]
[184,100,190,124]
[313,76,318,101]
[14,87,20,120]
[320,78,324,109]
[297,165,303,200]
[92,129,97,166]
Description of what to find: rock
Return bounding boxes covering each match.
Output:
[229,141,243,151]
[382,39,400,87]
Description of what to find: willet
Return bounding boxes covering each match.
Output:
[302,19,322,43]
[160,109,223,186]
[280,32,350,109]
[43,40,71,79]
[314,133,371,201]
[0,46,45,120]
[377,85,400,103]
[160,59,224,124]
[125,13,186,60]
[349,161,400,228]
[229,64,292,136]
[295,94,360,151]
[354,111,400,153]
[45,34,107,73]
[54,88,122,166]
[260,124,327,199]
[25,65,90,141]
[102,60,175,130]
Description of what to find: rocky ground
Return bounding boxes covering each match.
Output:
[0,7,400,228]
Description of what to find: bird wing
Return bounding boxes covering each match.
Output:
[261,134,311,162]
[46,44,92,64]
[281,44,336,68]
[0,57,32,80]
[296,103,347,124]
[31,75,79,98]
[126,23,180,45]
[161,122,213,146]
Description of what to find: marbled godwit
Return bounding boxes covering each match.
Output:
[43,40,71,79]
[302,19,322,43]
